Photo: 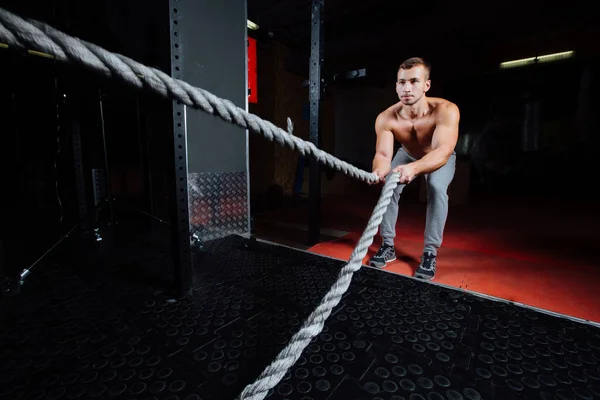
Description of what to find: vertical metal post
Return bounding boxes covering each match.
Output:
[70,113,88,231]
[135,92,154,214]
[98,90,115,226]
[135,93,145,206]
[308,0,324,245]
[576,63,592,145]
[0,239,5,280]
[169,2,193,297]
[143,108,156,216]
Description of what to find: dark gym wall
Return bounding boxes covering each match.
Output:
[333,83,396,171]
[0,0,175,276]
[248,40,337,199]
[246,6,600,199]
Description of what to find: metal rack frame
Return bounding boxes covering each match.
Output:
[1,0,323,299]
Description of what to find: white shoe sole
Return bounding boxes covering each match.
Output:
[369,256,396,268]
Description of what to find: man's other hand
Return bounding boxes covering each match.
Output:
[371,169,387,185]
[392,163,418,184]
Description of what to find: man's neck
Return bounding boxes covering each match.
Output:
[400,96,430,119]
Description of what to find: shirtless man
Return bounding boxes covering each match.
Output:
[368,57,460,280]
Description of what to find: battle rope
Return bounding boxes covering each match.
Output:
[236,173,400,400]
[0,7,378,185]
[0,7,401,400]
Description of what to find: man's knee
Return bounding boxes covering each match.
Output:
[426,164,455,199]
[426,181,450,199]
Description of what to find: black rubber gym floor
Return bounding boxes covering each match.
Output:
[1,221,600,400]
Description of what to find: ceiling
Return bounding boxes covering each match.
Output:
[247,0,597,78]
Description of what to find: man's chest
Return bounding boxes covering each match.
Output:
[393,118,436,143]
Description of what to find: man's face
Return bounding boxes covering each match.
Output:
[396,66,431,105]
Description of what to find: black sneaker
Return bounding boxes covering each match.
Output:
[369,244,396,268]
[414,252,436,280]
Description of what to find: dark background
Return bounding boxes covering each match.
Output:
[0,0,598,275]
[246,0,598,199]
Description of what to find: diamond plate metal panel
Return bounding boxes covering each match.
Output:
[188,172,249,242]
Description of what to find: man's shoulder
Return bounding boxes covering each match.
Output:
[429,98,460,126]
[374,105,399,134]
[430,97,459,115]
[377,103,400,121]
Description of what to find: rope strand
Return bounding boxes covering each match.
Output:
[0,7,399,400]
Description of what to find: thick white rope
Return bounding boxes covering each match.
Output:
[236,173,399,399]
[0,7,400,400]
[0,7,378,185]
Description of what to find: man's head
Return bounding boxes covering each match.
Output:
[396,57,431,105]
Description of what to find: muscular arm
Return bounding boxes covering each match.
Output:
[372,113,395,177]
[412,103,460,175]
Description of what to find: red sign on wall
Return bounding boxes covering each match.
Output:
[248,37,257,104]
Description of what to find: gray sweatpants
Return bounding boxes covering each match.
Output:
[380,147,456,255]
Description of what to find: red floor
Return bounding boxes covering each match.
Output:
[256,191,600,324]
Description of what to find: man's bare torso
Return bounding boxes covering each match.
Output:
[380,97,454,159]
